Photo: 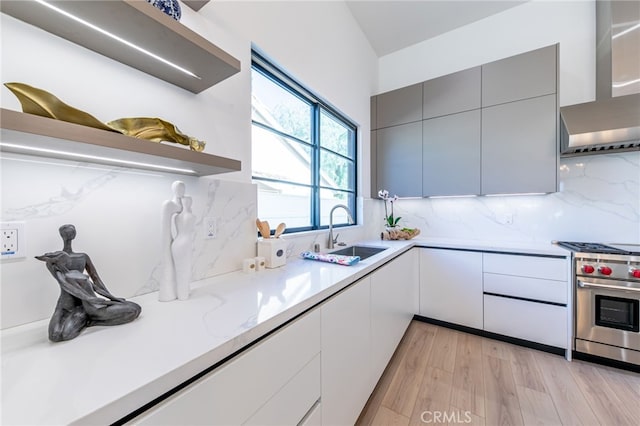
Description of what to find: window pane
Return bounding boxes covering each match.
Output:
[252,70,312,142]
[319,189,355,227]
[320,109,353,157]
[255,180,312,229]
[252,125,312,185]
[320,149,354,191]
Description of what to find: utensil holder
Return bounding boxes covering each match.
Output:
[257,238,287,268]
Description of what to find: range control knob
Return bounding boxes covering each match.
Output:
[582,264,595,274]
[599,266,613,276]
[631,268,640,279]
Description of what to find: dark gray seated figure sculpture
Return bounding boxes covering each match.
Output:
[36,224,141,342]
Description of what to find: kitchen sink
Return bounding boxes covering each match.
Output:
[330,245,388,260]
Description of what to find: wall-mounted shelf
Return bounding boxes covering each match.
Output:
[0,0,240,94]
[0,108,241,176]
[183,1,210,11]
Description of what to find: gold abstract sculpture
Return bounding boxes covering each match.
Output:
[108,117,206,152]
[4,82,118,132]
[4,82,207,151]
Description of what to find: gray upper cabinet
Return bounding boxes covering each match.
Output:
[481,94,558,195]
[423,67,481,119]
[370,130,378,198]
[370,97,377,130]
[376,122,422,197]
[373,45,558,198]
[423,110,481,196]
[482,44,557,107]
[375,83,423,129]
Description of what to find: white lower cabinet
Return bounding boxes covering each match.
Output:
[483,294,567,348]
[419,249,570,351]
[321,277,372,426]
[245,354,321,426]
[371,249,419,381]
[130,309,321,425]
[130,249,420,425]
[419,248,484,329]
[482,253,569,349]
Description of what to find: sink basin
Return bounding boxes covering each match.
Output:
[330,245,388,260]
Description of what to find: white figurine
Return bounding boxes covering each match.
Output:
[172,195,195,300]
[159,181,185,302]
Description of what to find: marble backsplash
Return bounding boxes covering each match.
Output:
[378,151,640,244]
[0,153,256,329]
[2,150,638,329]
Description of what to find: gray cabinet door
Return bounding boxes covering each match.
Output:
[370,130,378,198]
[376,122,422,197]
[423,67,481,119]
[481,94,558,195]
[482,44,557,107]
[376,83,422,129]
[370,96,377,130]
[423,110,481,196]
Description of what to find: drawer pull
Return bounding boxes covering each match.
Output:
[578,280,640,293]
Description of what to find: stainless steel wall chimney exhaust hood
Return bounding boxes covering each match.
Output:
[560,1,640,156]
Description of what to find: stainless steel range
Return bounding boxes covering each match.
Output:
[556,241,640,367]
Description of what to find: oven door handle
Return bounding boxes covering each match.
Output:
[577,280,640,293]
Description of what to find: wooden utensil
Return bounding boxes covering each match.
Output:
[261,220,271,238]
[274,223,286,239]
[256,219,270,239]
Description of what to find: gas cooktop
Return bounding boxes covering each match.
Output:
[554,241,640,255]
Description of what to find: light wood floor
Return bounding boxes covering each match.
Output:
[357,320,640,426]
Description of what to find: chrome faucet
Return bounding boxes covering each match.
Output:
[328,204,355,249]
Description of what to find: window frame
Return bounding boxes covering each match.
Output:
[251,50,358,234]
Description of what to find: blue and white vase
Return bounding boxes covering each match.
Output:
[147,0,181,21]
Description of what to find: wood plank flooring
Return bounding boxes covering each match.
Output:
[357,321,640,426]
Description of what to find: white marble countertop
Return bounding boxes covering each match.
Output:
[0,238,569,425]
[413,237,571,256]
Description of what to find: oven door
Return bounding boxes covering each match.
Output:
[576,278,640,351]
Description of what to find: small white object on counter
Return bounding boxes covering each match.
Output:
[255,256,266,271]
[257,238,287,268]
[242,258,257,273]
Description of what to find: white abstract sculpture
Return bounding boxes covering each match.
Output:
[159,181,194,302]
[172,195,195,300]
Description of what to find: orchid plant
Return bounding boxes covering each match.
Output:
[378,189,401,227]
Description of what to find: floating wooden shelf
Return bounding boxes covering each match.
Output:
[183,0,210,11]
[0,108,241,176]
[0,0,240,94]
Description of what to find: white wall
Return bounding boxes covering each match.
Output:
[370,0,640,244]
[378,0,595,107]
[0,0,378,329]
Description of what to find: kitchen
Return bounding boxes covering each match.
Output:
[1,0,639,425]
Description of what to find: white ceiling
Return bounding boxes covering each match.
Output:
[345,0,527,57]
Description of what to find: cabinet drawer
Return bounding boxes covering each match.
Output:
[245,354,321,425]
[484,294,567,348]
[300,401,322,426]
[483,253,567,281]
[132,310,320,425]
[484,273,567,304]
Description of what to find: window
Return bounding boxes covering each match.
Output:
[251,51,357,233]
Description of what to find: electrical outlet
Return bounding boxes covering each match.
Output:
[1,222,26,260]
[2,229,18,254]
[204,217,217,239]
